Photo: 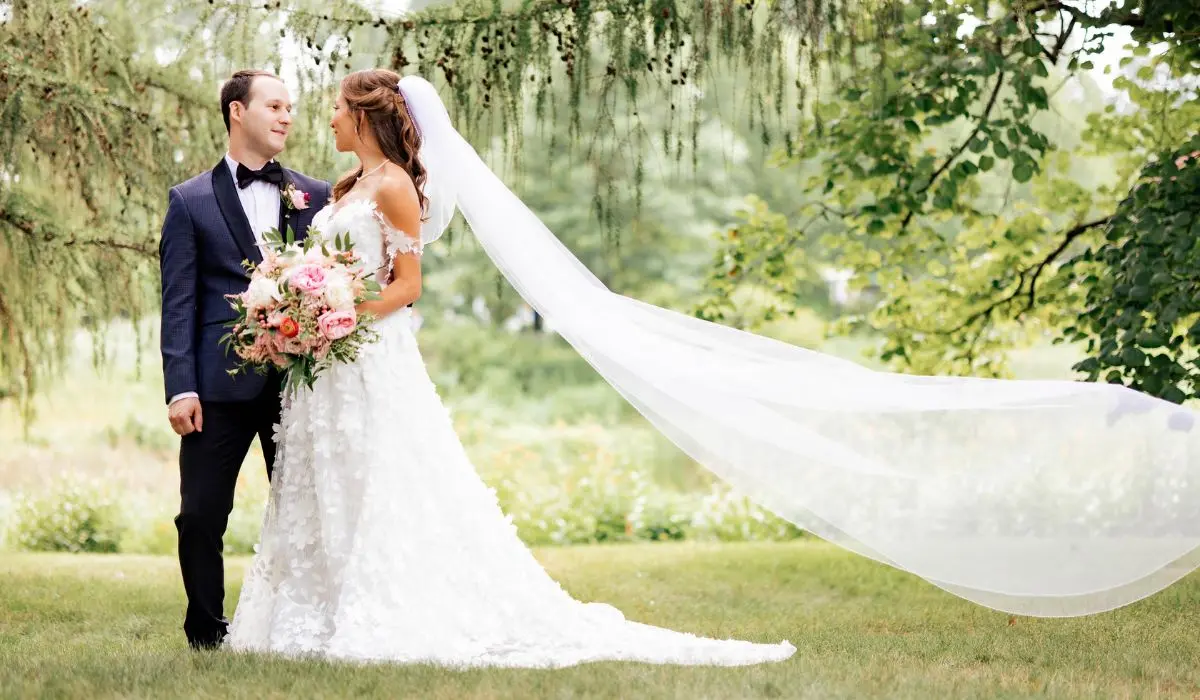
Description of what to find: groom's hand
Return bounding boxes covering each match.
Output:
[168,397,204,436]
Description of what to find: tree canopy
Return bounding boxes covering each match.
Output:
[702,0,1200,402]
[1,0,877,411]
[1,0,1197,414]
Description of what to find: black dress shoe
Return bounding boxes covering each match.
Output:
[188,633,227,651]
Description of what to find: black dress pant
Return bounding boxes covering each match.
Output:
[175,374,282,649]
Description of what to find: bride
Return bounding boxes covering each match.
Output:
[230,67,1200,661]
[225,68,796,666]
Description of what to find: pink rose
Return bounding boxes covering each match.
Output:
[289,189,310,210]
[280,336,308,355]
[288,264,327,293]
[318,310,357,341]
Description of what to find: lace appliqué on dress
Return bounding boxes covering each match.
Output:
[310,198,422,285]
[374,208,423,281]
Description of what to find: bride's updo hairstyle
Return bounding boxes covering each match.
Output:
[332,68,428,217]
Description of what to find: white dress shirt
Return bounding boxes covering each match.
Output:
[225,153,283,247]
[168,155,282,407]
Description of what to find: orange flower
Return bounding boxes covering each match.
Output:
[278,317,300,338]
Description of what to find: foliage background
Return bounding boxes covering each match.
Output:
[1,0,1197,550]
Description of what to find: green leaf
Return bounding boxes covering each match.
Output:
[1121,346,1147,367]
[903,119,920,135]
[978,155,995,171]
[1012,162,1034,182]
[984,51,1004,75]
[1162,385,1187,404]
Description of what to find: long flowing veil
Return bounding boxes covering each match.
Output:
[398,75,1200,617]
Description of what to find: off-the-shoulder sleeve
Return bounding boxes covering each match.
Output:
[373,207,423,267]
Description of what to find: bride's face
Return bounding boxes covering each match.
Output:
[330,94,359,153]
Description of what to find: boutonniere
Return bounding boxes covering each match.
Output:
[281,182,311,211]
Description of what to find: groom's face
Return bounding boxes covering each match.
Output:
[232,76,293,156]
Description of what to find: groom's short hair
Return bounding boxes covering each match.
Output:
[220,69,282,133]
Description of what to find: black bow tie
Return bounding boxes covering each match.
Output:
[236,161,284,189]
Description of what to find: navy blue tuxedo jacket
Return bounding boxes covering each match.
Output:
[159,160,331,403]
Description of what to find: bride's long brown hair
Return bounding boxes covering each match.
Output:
[332,69,428,217]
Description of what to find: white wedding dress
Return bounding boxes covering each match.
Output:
[225,197,796,668]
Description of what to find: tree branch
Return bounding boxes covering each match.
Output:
[899,69,1007,231]
[940,270,1028,335]
[1025,1,1146,29]
[1024,216,1112,311]
[925,71,1007,196]
[923,216,1112,335]
[0,207,156,257]
[1037,14,1078,64]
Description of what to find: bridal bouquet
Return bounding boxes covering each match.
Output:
[221,228,382,392]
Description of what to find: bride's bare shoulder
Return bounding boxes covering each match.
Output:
[374,165,420,234]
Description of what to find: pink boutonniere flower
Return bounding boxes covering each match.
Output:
[282,182,311,211]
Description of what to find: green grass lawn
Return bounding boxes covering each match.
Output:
[2,542,1197,699]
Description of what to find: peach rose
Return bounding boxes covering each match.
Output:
[317,310,357,340]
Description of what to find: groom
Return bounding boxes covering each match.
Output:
[159,69,331,650]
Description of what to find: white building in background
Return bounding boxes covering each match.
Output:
[820,267,857,307]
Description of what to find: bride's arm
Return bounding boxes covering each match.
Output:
[357,175,423,318]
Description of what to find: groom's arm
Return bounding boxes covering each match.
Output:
[159,187,199,407]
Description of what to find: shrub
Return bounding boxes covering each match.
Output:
[690,486,805,542]
[117,472,270,556]
[10,478,126,553]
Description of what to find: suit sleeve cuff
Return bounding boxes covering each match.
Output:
[169,392,199,406]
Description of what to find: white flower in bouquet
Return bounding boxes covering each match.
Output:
[245,276,282,310]
[322,269,356,311]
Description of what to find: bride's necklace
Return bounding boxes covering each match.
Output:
[357,161,388,181]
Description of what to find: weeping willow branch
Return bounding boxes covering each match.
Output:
[204,0,903,218]
[1,207,157,257]
[1,0,891,413]
[0,0,218,419]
